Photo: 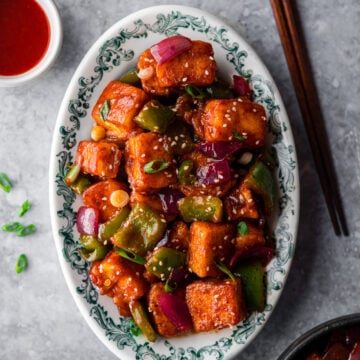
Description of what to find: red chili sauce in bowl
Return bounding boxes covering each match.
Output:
[0,0,50,76]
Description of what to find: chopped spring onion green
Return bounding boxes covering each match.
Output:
[2,221,23,232]
[114,247,146,265]
[15,254,28,273]
[129,318,142,336]
[18,200,31,217]
[214,260,236,282]
[17,224,36,237]
[143,159,170,174]
[185,84,206,99]
[99,99,111,121]
[64,164,80,185]
[237,221,248,236]
[233,131,245,141]
[0,173,12,193]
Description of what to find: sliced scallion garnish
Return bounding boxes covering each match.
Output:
[237,221,248,236]
[233,131,245,141]
[185,84,206,99]
[143,159,170,174]
[114,247,146,265]
[18,200,31,217]
[15,254,28,273]
[17,224,36,237]
[0,173,12,193]
[214,260,236,282]
[99,99,111,121]
[2,221,23,232]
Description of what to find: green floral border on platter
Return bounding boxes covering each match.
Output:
[54,9,297,360]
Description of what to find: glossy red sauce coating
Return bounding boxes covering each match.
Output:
[0,0,50,76]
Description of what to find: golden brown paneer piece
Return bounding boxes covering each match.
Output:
[168,221,190,252]
[156,40,217,88]
[89,251,148,317]
[92,80,148,141]
[75,140,121,178]
[188,221,236,278]
[147,282,189,337]
[125,132,177,192]
[235,222,265,250]
[82,179,129,222]
[137,40,216,96]
[224,183,259,221]
[186,278,246,332]
[199,98,267,147]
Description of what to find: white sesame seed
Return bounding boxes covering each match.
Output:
[153,145,159,150]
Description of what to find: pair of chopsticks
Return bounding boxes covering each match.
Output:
[270,0,349,236]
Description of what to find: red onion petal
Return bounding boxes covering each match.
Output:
[196,159,231,185]
[198,141,243,159]
[150,35,192,64]
[233,75,251,97]
[76,206,99,236]
[158,293,192,332]
[158,188,184,215]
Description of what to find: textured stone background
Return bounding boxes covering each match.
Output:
[0,0,359,359]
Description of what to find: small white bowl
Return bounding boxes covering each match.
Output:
[0,0,63,87]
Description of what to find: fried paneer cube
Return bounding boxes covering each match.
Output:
[75,140,121,178]
[188,221,236,278]
[147,282,189,337]
[125,132,177,192]
[186,278,246,332]
[82,179,129,222]
[224,183,259,221]
[89,251,148,317]
[156,40,217,88]
[199,98,267,147]
[168,221,190,252]
[137,40,216,96]
[235,222,265,250]
[92,80,148,141]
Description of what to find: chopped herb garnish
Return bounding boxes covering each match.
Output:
[237,221,248,236]
[17,224,36,237]
[233,131,245,141]
[0,173,12,193]
[18,200,31,217]
[99,99,111,121]
[2,221,23,232]
[214,260,236,282]
[143,159,170,174]
[15,254,28,274]
[185,84,206,99]
[114,247,146,265]
[129,318,142,336]
[64,164,80,185]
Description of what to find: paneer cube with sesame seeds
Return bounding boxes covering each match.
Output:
[235,222,266,250]
[125,132,177,192]
[199,98,267,147]
[137,40,217,96]
[187,221,236,278]
[89,250,148,317]
[147,282,189,337]
[224,183,259,221]
[75,140,122,179]
[92,80,148,141]
[186,278,247,332]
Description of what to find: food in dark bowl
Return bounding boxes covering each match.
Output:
[278,313,360,360]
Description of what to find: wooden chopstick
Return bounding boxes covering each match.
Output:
[270,0,349,236]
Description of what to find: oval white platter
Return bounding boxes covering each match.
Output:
[49,5,300,360]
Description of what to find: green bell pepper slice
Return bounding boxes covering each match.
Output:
[145,247,186,280]
[69,173,92,194]
[98,206,131,243]
[134,99,175,133]
[177,160,196,185]
[119,68,141,86]
[233,260,266,312]
[243,160,276,215]
[112,202,166,256]
[165,120,194,155]
[129,300,156,342]
[78,234,110,261]
[177,196,223,223]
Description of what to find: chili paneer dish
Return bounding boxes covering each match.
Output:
[65,35,277,341]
